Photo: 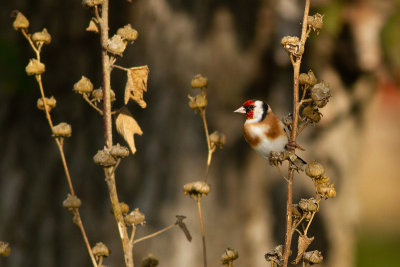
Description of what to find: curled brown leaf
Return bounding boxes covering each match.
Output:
[115,107,143,154]
[124,65,149,108]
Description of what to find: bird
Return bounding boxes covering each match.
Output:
[234,99,305,165]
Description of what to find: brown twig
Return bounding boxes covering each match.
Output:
[196,198,207,267]
[83,93,103,115]
[200,109,214,181]
[282,0,311,266]
[133,223,176,245]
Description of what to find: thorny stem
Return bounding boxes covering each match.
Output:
[283,1,311,266]
[197,198,207,267]
[97,1,134,266]
[133,223,176,245]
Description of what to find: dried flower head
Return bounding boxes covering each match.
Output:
[124,208,146,226]
[188,94,207,111]
[191,74,208,89]
[303,250,323,264]
[82,0,104,7]
[73,76,94,94]
[106,34,127,56]
[52,122,72,137]
[210,131,226,149]
[308,13,324,32]
[281,36,303,56]
[93,149,116,167]
[0,241,11,257]
[183,181,210,199]
[265,245,283,265]
[311,81,331,108]
[32,28,51,45]
[91,88,116,102]
[119,202,130,215]
[299,70,317,87]
[12,11,29,31]
[141,254,159,267]
[305,161,325,178]
[63,194,82,209]
[117,24,138,42]
[110,143,130,158]
[302,105,321,123]
[92,242,109,258]
[25,59,45,76]
[298,198,318,212]
[37,96,56,112]
[317,182,336,199]
[221,248,239,265]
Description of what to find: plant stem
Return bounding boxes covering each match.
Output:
[196,198,207,267]
[133,223,176,245]
[282,1,311,266]
[200,109,213,180]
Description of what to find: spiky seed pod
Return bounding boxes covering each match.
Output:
[32,28,51,45]
[37,96,56,112]
[92,242,109,258]
[191,74,208,89]
[281,36,303,56]
[110,143,130,158]
[124,208,146,226]
[25,59,45,76]
[117,24,138,42]
[210,131,226,148]
[93,149,116,167]
[73,76,94,94]
[303,250,323,264]
[119,202,130,215]
[63,194,82,209]
[12,11,29,31]
[298,198,318,212]
[188,94,207,111]
[305,161,325,178]
[82,0,104,7]
[302,105,321,123]
[183,181,210,199]
[221,248,239,265]
[311,81,331,108]
[106,34,126,56]
[0,241,11,257]
[141,254,159,267]
[52,122,72,137]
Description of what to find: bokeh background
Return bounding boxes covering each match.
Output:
[1,0,400,266]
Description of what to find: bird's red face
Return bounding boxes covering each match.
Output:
[234,100,256,120]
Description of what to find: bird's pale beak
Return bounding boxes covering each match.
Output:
[234,106,246,114]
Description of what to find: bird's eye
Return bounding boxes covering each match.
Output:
[245,105,254,112]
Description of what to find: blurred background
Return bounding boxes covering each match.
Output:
[1,0,400,266]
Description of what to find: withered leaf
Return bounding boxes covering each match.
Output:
[291,234,314,265]
[124,65,149,108]
[115,107,143,154]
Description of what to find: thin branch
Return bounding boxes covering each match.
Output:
[197,199,207,267]
[133,223,176,245]
[83,93,103,115]
[200,109,213,181]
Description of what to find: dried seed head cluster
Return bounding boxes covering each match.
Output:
[305,161,325,178]
[92,242,110,259]
[302,105,322,123]
[303,250,323,264]
[298,198,318,212]
[311,82,331,108]
[265,245,283,265]
[106,34,127,56]
[119,202,130,215]
[191,74,208,89]
[210,131,226,149]
[0,241,11,257]
[12,11,29,31]
[32,28,51,45]
[117,24,138,43]
[308,13,324,32]
[63,194,82,209]
[37,96,56,112]
[124,208,146,226]
[73,76,94,94]
[299,70,317,87]
[25,59,45,75]
[221,248,239,265]
[141,254,159,267]
[93,149,117,167]
[281,36,303,56]
[183,181,210,199]
[52,122,72,138]
[110,143,130,158]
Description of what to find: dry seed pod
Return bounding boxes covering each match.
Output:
[86,19,99,33]
[281,36,303,56]
[308,13,324,31]
[298,198,318,212]
[305,161,325,178]
[52,122,72,137]
[141,254,159,267]
[119,202,130,214]
[188,94,207,111]
[37,96,56,112]
[91,88,116,102]
[210,131,226,148]
[183,181,210,198]
[299,73,310,86]
[302,105,321,123]
[32,28,51,45]
[0,241,11,257]
[265,245,283,264]
[221,248,239,265]
[317,183,336,199]
[191,74,208,89]
[92,242,109,258]
[63,194,82,209]
[125,208,145,226]
[106,34,126,56]
[117,24,138,42]
[303,250,323,264]
[311,81,331,108]
[299,70,317,87]
[110,143,130,158]
[73,76,93,94]
[82,0,104,7]
[12,11,29,31]
[25,59,45,76]
[308,70,317,86]
[93,149,116,167]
